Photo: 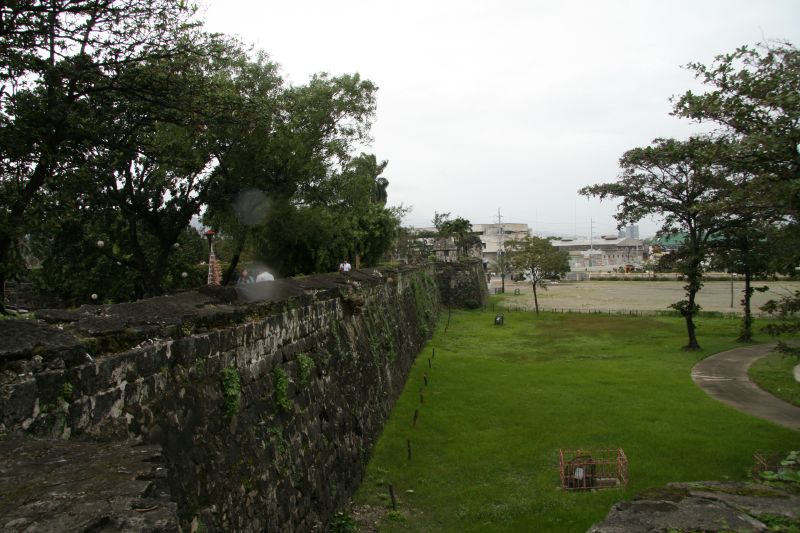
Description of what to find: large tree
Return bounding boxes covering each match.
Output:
[507,236,569,315]
[176,49,285,285]
[31,33,258,298]
[673,41,800,350]
[581,137,732,350]
[672,42,800,217]
[0,0,198,308]
[204,73,382,278]
[711,224,772,342]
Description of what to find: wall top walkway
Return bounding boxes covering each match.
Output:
[0,266,421,388]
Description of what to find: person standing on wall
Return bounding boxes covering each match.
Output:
[237,268,254,285]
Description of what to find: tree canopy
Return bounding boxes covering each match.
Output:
[672,42,800,215]
[431,212,481,259]
[0,1,399,307]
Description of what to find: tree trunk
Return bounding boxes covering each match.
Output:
[0,236,9,314]
[223,252,240,286]
[683,312,700,351]
[501,274,505,294]
[532,281,539,315]
[683,276,702,351]
[146,246,174,297]
[0,270,6,315]
[222,234,246,286]
[680,229,704,352]
[738,270,753,343]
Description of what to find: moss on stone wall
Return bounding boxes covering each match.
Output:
[221,367,241,419]
[272,367,292,412]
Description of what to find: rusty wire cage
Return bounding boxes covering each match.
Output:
[752,450,799,481]
[559,448,628,490]
[752,450,784,478]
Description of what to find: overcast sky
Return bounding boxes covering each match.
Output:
[199,0,799,238]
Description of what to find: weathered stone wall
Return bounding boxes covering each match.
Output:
[435,258,489,309]
[0,265,442,531]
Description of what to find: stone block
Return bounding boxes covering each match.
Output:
[1,378,37,426]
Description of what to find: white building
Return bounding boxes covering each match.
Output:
[471,223,530,265]
[550,235,645,272]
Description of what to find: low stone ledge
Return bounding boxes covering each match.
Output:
[0,321,86,378]
[589,481,800,533]
[11,269,397,366]
[0,436,177,532]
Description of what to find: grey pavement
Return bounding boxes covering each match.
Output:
[691,344,800,431]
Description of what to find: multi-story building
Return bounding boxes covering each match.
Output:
[551,235,646,272]
[617,224,640,239]
[471,223,530,265]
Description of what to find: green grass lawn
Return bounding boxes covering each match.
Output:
[749,352,800,407]
[352,302,799,532]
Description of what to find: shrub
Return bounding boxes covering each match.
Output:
[464,298,480,309]
[330,511,358,533]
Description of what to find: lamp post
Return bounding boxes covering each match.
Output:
[730,270,735,309]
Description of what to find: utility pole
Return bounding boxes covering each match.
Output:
[497,208,506,293]
[589,218,595,268]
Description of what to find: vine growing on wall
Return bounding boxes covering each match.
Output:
[221,367,241,419]
[297,353,315,386]
[273,367,292,411]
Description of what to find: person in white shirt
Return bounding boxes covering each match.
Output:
[255,270,274,282]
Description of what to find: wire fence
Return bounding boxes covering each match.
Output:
[489,303,767,319]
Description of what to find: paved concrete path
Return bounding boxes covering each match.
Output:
[692,344,800,431]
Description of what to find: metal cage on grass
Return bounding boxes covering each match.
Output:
[752,450,784,478]
[752,450,800,482]
[559,448,628,490]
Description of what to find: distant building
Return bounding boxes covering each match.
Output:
[617,224,639,239]
[550,235,645,272]
[471,223,530,265]
[409,222,530,266]
[649,233,685,253]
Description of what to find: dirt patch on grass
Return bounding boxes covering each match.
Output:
[350,504,386,532]
[495,280,800,314]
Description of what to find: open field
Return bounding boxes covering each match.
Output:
[352,304,799,532]
[492,279,800,314]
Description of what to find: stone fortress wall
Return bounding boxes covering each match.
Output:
[0,260,487,531]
